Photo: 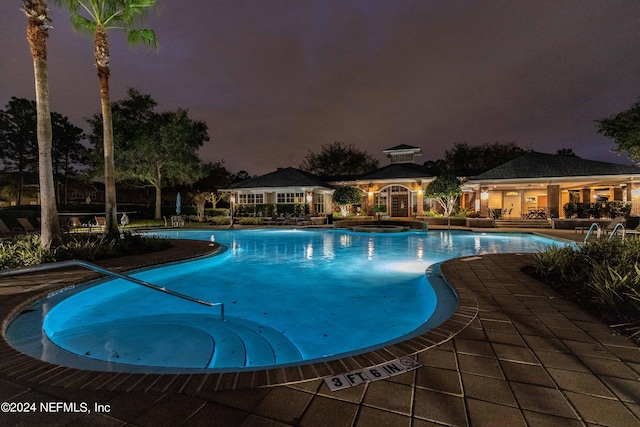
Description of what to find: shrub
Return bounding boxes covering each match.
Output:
[533,244,585,283]
[562,201,631,219]
[423,209,443,218]
[533,238,640,342]
[238,217,263,225]
[0,232,172,270]
[209,216,231,225]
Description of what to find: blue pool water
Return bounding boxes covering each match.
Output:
[8,229,565,372]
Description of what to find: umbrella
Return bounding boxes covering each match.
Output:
[176,192,181,215]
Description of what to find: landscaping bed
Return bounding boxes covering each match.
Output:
[523,238,640,346]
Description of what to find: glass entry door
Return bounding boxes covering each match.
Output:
[391,195,408,217]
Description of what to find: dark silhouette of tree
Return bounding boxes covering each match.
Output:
[440,141,529,175]
[86,89,208,219]
[597,97,640,165]
[556,148,579,157]
[51,112,87,204]
[0,97,38,206]
[300,141,379,176]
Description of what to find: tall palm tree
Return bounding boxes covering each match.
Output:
[22,0,62,248]
[55,0,158,235]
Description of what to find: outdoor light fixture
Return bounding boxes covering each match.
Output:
[307,194,313,203]
[480,191,489,200]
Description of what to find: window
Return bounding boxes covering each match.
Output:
[391,153,414,163]
[277,192,304,203]
[239,194,264,204]
[374,194,387,209]
[314,193,325,214]
[390,185,408,193]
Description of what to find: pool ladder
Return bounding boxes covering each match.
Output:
[583,223,601,243]
[609,223,626,241]
[583,222,626,243]
[0,260,225,320]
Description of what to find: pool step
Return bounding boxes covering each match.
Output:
[46,314,302,369]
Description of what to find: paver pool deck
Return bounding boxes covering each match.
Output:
[0,228,638,426]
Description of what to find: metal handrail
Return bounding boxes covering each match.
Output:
[609,223,626,241]
[584,223,601,243]
[0,260,224,319]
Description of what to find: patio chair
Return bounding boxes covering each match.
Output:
[298,214,312,226]
[604,216,625,232]
[66,216,84,233]
[0,218,21,235]
[625,223,640,237]
[171,215,184,227]
[17,218,37,233]
[263,214,277,226]
[94,216,107,231]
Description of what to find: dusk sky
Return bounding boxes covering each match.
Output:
[2,1,640,176]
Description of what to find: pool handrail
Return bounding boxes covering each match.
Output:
[0,259,225,319]
[608,223,626,241]
[584,222,601,243]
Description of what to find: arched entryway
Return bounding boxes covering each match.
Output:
[377,185,412,217]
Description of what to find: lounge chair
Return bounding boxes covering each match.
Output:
[171,215,184,227]
[94,216,107,231]
[625,223,640,237]
[0,218,21,235]
[17,218,37,233]
[263,215,277,226]
[67,216,84,232]
[604,216,626,232]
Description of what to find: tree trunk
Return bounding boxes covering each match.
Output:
[34,56,61,247]
[95,26,118,236]
[99,73,118,235]
[155,167,162,219]
[25,0,61,248]
[17,172,24,206]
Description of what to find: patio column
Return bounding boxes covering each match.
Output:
[416,190,424,216]
[629,182,640,216]
[613,186,623,201]
[479,189,489,218]
[581,188,591,203]
[547,184,560,218]
[307,192,314,215]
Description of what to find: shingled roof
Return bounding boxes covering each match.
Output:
[470,152,640,180]
[358,163,434,180]
[383,144,421,151]
[229,167,333,189]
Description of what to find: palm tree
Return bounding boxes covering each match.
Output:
[55,0,158,235]
[22,0,62,248]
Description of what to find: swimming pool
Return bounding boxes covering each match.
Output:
[6,229,564,373]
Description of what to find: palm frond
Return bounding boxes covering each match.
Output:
[70,12,97,32]
[127,29,158,48]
